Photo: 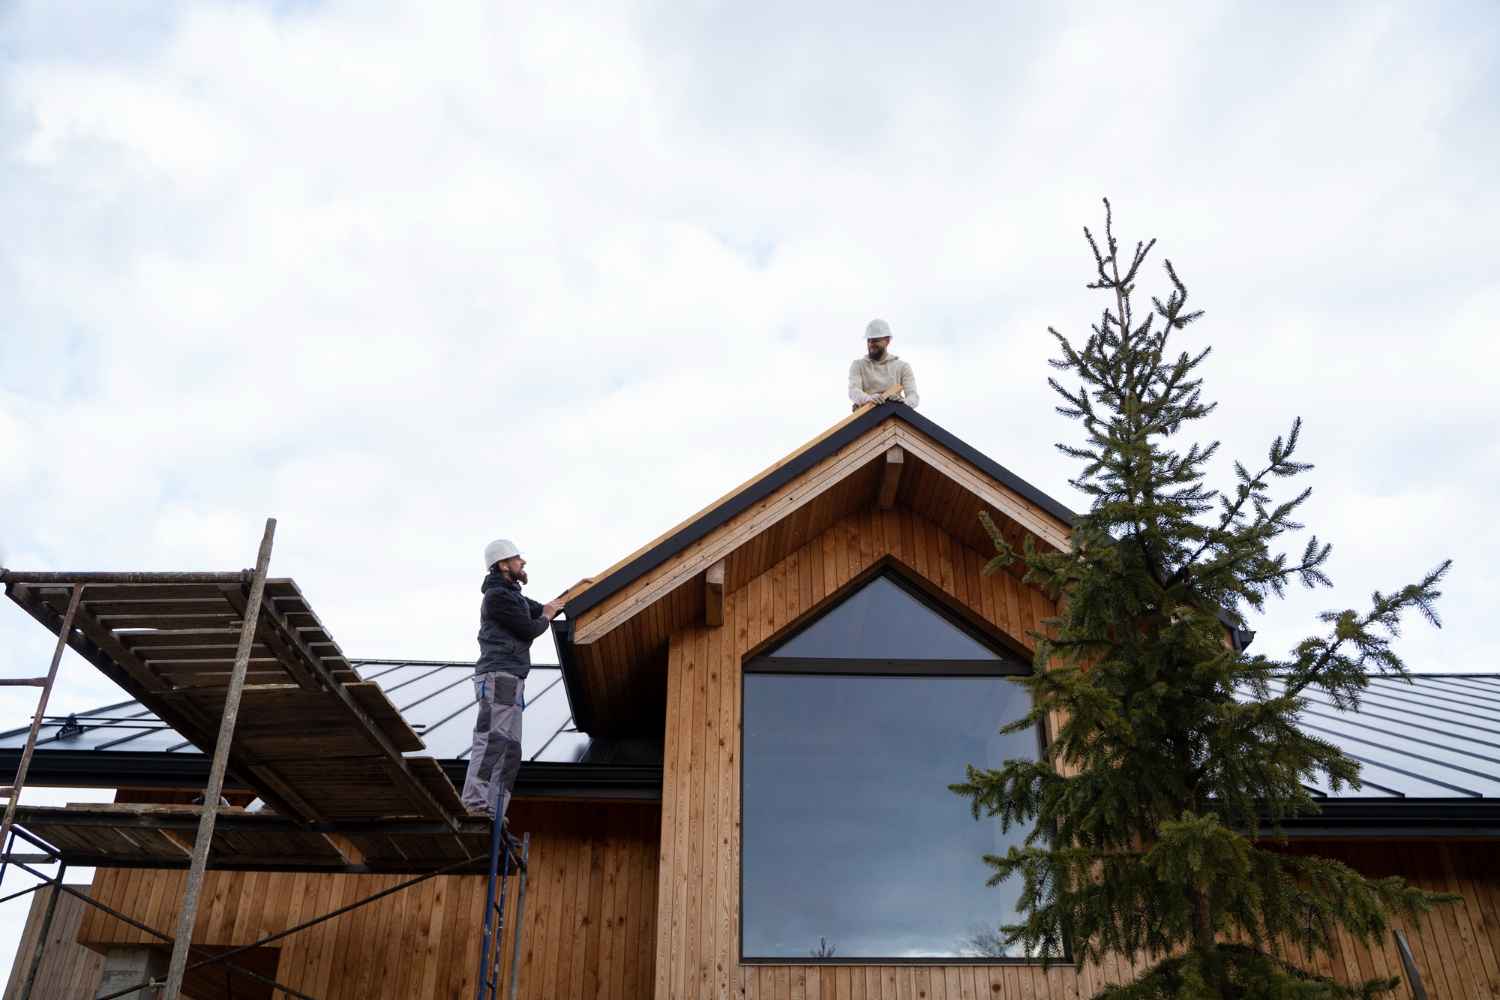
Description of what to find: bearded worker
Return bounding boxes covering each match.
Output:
[848,318,920,411]
[461,538,565,820]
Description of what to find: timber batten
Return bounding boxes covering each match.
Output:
[562,407,1076,735]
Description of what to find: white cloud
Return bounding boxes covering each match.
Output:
[2,0,1497,978]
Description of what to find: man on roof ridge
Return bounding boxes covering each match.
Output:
[460,538,565,821]
[848,318,919,411]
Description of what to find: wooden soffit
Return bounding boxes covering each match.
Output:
[557,404,1075,733]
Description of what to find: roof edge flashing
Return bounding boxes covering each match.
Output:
[552,616,596,734]
[564,403,1078,623]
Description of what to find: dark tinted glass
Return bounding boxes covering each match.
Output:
[769,575,998,661]
[742,674,1038,959]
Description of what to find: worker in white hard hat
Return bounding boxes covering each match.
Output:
[848,318,919,411]
[460,539,567,820]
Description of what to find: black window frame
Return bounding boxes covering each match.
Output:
[739,566,1055,966]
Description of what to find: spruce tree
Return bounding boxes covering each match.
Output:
[952,201,1455,998]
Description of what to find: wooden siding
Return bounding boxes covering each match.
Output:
[76,801,660,1000]
[3,884,104,1000]
[570,416,1073,736]
[651,507,1500,999]
[654,508,1071,1000]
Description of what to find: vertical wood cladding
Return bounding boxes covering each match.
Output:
[76,801,659,1000]
[652,507,1500,999]
[3,884,104,1000]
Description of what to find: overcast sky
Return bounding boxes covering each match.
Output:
[2,0,1497,981]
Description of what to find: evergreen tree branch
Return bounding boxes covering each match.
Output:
[960,200,1454,997]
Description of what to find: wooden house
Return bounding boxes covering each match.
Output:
[4,401,1499,999]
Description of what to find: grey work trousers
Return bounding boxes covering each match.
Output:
[460,671,525,819]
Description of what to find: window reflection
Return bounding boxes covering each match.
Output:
[741,673,1038,960]
[770,574,1001,662]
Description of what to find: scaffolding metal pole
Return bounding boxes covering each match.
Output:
[0,846,317,1000]
[1395,929,1429,1000]
[18,861,66,1000]
[171,852,483,982]
[10,822,521,999]
[507,834,531,1000]
[5,821,319,1000]
[0,877,45,906]
[0,585,82,854]
[161,518,277,1000]
[7,819,491,1000]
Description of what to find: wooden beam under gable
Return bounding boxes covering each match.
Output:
[890,425,1072,550]
[877,445,904,510]
[705,561,725,628]
[571,424,899,646]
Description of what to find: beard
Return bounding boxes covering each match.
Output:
[502,566,529,585]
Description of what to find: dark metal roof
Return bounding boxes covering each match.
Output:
[562,402,1080,623]
[1266,674,1500,799]
[0,659,664,799]
[5,667,1497,810]
[0,660,580,762]
[555,402,1084,731]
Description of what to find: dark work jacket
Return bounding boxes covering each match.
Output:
[476,571,548,677]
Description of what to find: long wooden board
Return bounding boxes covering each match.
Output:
[15,804,492,873]
[3,576,461,825]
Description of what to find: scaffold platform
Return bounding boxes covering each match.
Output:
[0,519,530,1000]
[3,571,462,825]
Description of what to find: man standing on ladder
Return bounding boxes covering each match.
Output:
[462,539,565,821]
[848,318,920,410]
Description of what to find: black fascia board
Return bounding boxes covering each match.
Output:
[1,749,664,802]
[556,403,1080,731]
[1271,798,1500,838]
[10,749,1500,834]
[563,402,1077,625]
[550,616,598,737]
[895,404,1079,526]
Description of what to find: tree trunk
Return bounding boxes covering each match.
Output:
[1190,887,1222,992]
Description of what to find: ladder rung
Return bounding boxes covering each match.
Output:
[0,678,49,687]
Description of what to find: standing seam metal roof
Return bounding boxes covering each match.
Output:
[0,660,594,765]
[3,669,1497,801]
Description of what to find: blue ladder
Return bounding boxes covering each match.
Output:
[476,812,530,1000]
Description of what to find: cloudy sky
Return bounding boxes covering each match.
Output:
[1,0,1496,980]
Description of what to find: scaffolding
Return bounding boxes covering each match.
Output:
[0,519,531,1000]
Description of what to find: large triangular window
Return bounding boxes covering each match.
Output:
[753,570,1028,673]
[741,568,1043,961]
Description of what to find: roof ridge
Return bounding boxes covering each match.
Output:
[563,402,1077,621]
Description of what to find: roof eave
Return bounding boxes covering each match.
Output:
[0,747,665,802]
[554,403,1080,732]
[563,403,1078,623]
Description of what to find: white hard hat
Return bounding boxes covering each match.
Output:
[865,318,892,341]
[484,538,521,569]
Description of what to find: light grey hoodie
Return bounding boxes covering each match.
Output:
[848,353,919,408]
